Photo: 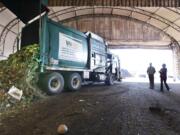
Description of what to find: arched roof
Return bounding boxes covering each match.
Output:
[1,6,180,57]
[48,7,180,43]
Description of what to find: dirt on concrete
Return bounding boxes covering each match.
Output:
[0,81,180,135]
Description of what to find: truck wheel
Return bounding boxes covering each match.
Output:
[44,72,64,95]
[66,73,82,91]
[105,74,114,85]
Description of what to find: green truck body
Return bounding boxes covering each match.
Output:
[42,19,108,72]
[43,19,89,69]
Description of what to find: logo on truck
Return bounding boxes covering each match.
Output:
[59,33,83,62]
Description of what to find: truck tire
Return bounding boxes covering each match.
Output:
[66,73,82,91]
[44,72,64,95]
[105,74,114,85]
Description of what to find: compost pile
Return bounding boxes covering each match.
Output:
[0,44,46,112]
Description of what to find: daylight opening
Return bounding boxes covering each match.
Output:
[110,49,175,83]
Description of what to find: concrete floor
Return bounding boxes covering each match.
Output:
[0,79,180,135]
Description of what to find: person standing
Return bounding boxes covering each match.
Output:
[159,64,170,92]
[147,63,156,89]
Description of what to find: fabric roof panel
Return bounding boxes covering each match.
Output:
[102,7,112,14]
[58,12,75,21]
[156,8,180,22]
[166,27,180,41]
[0,9,16,26]
[140,7,160,13]
[132,12,150,21]
[148,18,168,29]
[94,7,103,14]
[174,19,180,26]
[76,8,93,16]
[112,8,131,16]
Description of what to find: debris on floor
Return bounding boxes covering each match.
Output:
[149,101,165,113]
[57,124,68,134]
[78,99,85,102]
[149,106,162,113]
[8,86,23,101]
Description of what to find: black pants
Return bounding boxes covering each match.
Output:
[160,77,169,91]
[148,74,154,89]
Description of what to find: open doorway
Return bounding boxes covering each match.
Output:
[110,49,176,83]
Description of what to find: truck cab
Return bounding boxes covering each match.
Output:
[105,53,121,85]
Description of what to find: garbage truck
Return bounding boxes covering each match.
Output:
[1,0,121,95]
[36,19,121,94]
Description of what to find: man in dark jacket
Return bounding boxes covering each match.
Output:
[159,64,170,92]
[147,63,156,89]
